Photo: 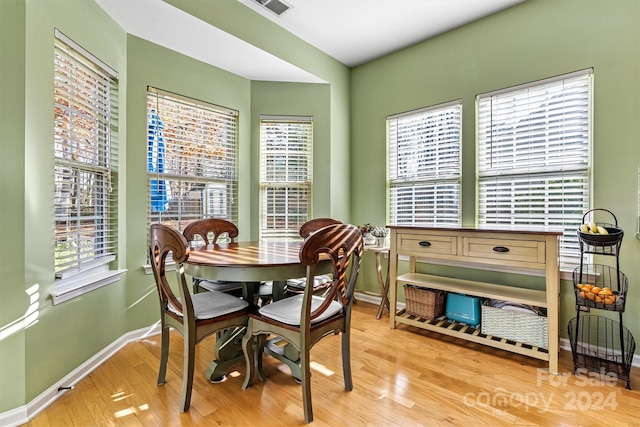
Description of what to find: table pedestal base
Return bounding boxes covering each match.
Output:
[264,337,301,381]
[205,326,245,382]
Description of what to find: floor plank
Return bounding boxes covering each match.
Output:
[23,302,640,426]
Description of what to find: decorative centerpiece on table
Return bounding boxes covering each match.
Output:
[359,223,388,246]
[358,223,376,245]
[371,226,389,247]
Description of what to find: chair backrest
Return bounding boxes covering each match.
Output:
[299,217,342,239]
[299,223,363,321]
[183,218,239,246]
[149,223,192,317]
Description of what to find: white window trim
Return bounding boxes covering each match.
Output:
[52,29,120,302]
[143,261,175,276]
[387,99,463,226]
[259,115,313,240]
[476,69,593,268]
[146,87,239,232]
[52,262,126,305]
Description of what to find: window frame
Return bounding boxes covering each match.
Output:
[476,69,593,268]
[146,87,239,235]
[52,29,124,304]
[387,100,463,227]
[259,115,313,240]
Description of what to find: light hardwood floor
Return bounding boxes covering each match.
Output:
[24,302,640,426]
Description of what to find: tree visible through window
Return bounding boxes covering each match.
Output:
[146,88,238,233]
[53,30,118,278]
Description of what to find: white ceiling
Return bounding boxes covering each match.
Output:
[96,0,526,83]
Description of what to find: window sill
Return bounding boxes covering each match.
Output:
[143,261,175,275]
[52,266,127,305]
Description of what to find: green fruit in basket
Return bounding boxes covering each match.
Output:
[596,226,609,235]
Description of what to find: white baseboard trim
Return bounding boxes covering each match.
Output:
[0,406,27,427]
[0,322,161,427]
[354,291,406,309]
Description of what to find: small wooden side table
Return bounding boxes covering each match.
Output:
[364,245,390,319]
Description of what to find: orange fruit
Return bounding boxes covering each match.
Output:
[576,284,585,290]
[591,286,602,294]
[586,292,595,301]
[595,296,603,303]
[578,291,585,299]
[604,296,616,305]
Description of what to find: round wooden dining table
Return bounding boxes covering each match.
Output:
[183,240,333,381]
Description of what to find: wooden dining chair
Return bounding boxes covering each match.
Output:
[285,217,343,295]
[182,218,243,294]
[242,223,363,423]
[183,218,273,304]
[299,217,342,239]
[149,223,250,412]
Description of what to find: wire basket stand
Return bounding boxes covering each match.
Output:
[570,209,634,389]
[568,316,635,389]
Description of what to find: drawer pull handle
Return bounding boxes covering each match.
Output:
[419,241,432,247]
[493,246,510,253]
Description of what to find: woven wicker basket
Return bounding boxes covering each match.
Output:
[481,302,548,349]
[403,285,446,320]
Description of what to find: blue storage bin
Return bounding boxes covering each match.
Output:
[446,293,482,326]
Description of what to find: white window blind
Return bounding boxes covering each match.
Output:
[146,88,238,233]
[54,30,119,278]
[388,100,462,226]
[477,69,593,266]
[260,116,313,240]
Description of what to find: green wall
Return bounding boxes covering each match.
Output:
[166,0,352,221]
[0,0,27,411]
[0,0,350,416]
[350,0,640,331]
[249,81,333,230]
[22,0,129,406]
[3,0,640,418]
[124,34,254,331]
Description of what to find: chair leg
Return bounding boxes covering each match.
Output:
[192,279,202,294]
[180,328,197,412]
[255,334,268,382]
[241,328,256,390]
[157,324,170,385]
[300,345,313,423]
[341,330,353,391]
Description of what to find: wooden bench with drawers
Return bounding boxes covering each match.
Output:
[388,225,563,374]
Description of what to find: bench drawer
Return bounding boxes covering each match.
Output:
[398,233,457,256]
[463,237,545,264]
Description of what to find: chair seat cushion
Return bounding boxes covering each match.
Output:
[258,294,342,326]
[286,274,332,290]
[197,279,243,292]
[169,291,248,320]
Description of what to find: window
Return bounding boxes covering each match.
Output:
[387,100,462,226]
[146,88,238,233]
[259,116,313,240]
[477,69,593,266]
[54,30,119,285]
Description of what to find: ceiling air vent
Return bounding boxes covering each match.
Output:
[253,0,292,16]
